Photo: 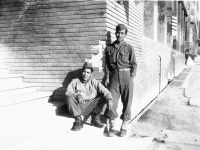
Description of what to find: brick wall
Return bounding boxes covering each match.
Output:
[138,37,185,116]
[0,0,107,95]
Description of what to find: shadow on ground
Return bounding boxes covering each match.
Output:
[48,68,108,124]
[48,69,82,119]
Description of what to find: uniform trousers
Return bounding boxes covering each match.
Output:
[106,70,134,121]
[66,95,106,117]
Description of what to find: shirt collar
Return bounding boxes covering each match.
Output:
[80,77,91,84]
[113,41,128,48]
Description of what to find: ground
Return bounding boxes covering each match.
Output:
[128,57,200,150]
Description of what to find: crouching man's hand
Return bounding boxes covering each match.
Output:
[77,94,85,104]
[107,99,113,110]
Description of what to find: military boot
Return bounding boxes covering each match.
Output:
[71,116,83,131]
[91,114,105,128]
[119,120,129,137]
[107,119,117,137]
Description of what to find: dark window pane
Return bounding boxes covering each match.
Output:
[144,1,154,39]
[157,1,165,44]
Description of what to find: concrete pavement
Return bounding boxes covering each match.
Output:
[5,109,153,150]
[129,56,200,150]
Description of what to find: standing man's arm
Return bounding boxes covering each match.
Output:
[129,46,137,78]
[94,80,113,110]
[105,47,111,87]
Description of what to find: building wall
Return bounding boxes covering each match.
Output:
[105,1,144,116]
[0,0,107,94]
[184,1,200,57]
[104,1,185,116]
[140,1,185,116]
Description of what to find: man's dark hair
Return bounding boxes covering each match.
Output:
[116,24,128,34]
[82,67,93,73]
[82,62,93,73]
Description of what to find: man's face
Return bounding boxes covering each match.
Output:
[81,68,92,82]
[115,29,126,42]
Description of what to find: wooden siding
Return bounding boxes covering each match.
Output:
[0,0,107,92]
[105,1,185,117]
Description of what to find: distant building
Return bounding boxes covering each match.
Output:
[183,1,200,59]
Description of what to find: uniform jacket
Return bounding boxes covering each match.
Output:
[66,78,112,101]
[105,41,137,77]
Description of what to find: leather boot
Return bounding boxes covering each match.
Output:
[71,116,83,131]
[119,120,129,137]
[91,114,105,128]
[107,119,117,137]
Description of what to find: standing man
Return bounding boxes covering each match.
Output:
[105,24,137,137]
[66,62,113,131]
[185,49,189,65]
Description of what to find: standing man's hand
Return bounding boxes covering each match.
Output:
[107,99,113,110]
[105,78,109,87]
[130,72,136,79]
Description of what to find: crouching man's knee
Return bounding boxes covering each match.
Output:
[66,95,77,106]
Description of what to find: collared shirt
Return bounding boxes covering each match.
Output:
[66,77,112,101]
[105,41,137,76]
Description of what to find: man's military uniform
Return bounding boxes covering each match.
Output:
[105,41,137,121]
[66,62,113,131]
[66,78,112,117]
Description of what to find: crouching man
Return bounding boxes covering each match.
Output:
[66,62,113,131]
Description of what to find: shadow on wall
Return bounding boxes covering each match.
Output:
[48,31,112,117]
[124,1,129,25]
[106,31,112,45]
[48,69,82,117]
[48,69,82,103]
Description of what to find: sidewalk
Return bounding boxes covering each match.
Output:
[129,56,200,150]
[5,106,153,150]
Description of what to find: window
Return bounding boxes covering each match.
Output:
[157,1,165,44]
[144,1,154,39]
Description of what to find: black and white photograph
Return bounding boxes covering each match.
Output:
[0,0,200,150]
